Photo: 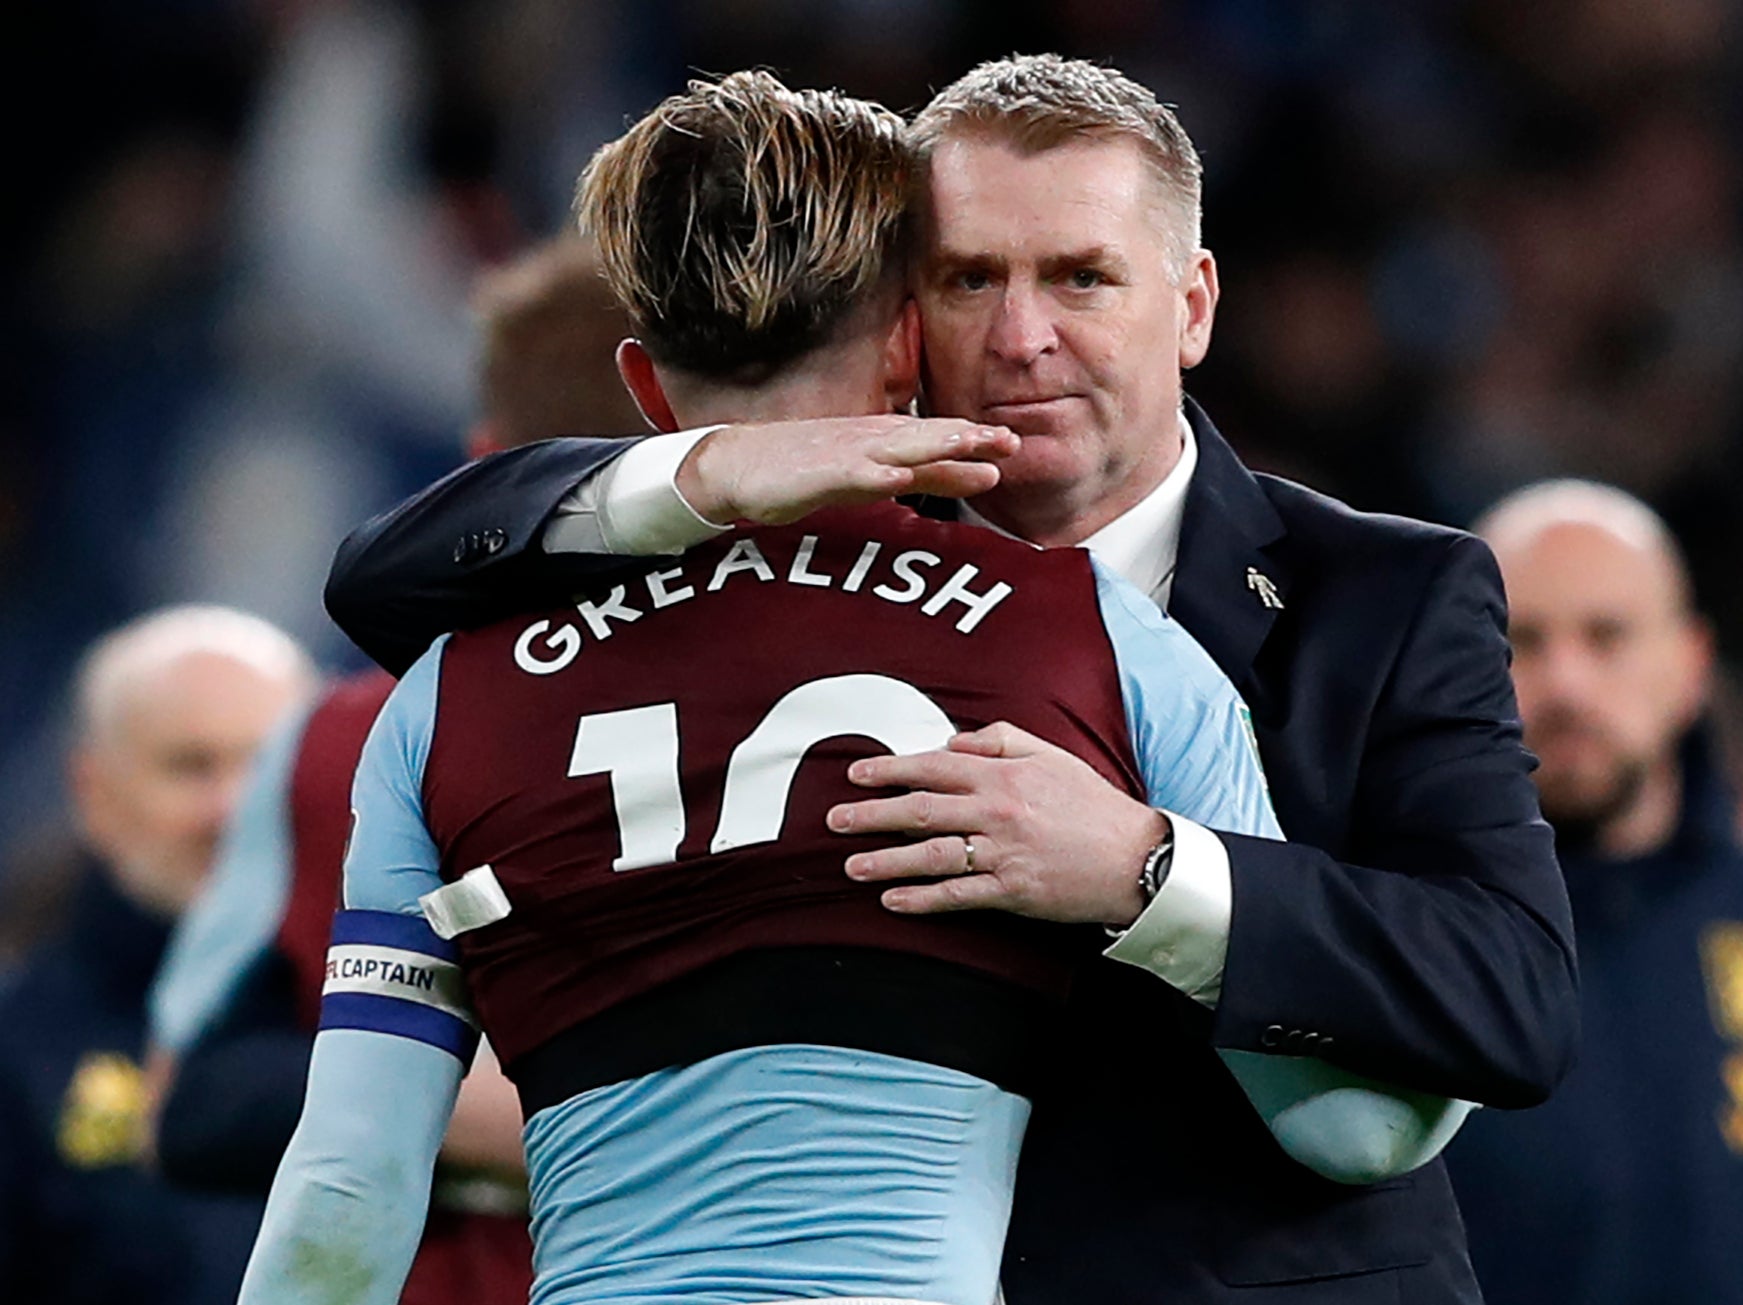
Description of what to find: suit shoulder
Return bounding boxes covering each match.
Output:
[1256,473,1491,586]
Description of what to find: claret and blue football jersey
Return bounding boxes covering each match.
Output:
[250,502,1277,1305]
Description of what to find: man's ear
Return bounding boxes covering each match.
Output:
[1676,615,1718,726]
[68,745,118,859]
[881,299,922,412]
[615,339,681,433]
[1178,249,1220,371]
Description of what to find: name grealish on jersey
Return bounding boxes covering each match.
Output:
[514,532,1019,676]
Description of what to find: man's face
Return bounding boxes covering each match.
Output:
[915,133,1217,538]
[1498,522,1709,834]
[74,652,302,917]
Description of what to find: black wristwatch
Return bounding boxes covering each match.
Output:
[1138,828,1176,906]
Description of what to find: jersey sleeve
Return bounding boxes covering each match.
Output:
[239,639,472,1305]
[1091,559,1280,840]
[324,635,479,1062]
[238,1029,463,1305]
[149,700,312,1054]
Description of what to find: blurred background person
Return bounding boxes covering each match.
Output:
[1447,479,1743,1305]
[143,235,643,1305]
[0,605,313,1305]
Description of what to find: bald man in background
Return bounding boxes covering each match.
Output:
[0,605,313,1305]
[144,236,648,1305]
[1447,480,1743,1305]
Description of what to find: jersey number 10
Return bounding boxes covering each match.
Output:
[568,673,954,871]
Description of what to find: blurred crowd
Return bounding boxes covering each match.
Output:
[5,0,1743,1302]
[8,0,1743,874]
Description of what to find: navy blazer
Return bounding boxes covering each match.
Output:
[326,399,1578,1303]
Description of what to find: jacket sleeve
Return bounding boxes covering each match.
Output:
[1213,535,1579,1109]
[325,437,646,674]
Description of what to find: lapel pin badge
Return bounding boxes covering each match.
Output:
[1246,567,1284,610]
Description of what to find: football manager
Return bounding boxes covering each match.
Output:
[326,54,1578,1305]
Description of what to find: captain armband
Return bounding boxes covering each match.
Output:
[320,910,480,1062]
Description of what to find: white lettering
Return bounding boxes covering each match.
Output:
[514,620,582,675]
[788,535,833,588]
[568,703,685,870]
[708,538,777,591]
[645,566,694,609]
[921,564,1014,634]
[577,586,642,640]
[712,675,956,852]
[842,540,881,593]
[873,549,940,604]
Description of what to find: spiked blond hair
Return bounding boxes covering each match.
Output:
[576,70,912,384]
[910,54,1204,273]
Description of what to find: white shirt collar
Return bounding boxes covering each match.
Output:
[960,411,1196,608]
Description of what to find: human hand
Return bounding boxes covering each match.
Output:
[676,415,1019,526]
[827,722,1170,927]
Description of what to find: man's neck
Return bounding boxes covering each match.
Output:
[1599,759,1683,859]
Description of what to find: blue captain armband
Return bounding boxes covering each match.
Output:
[320,910,479,1061]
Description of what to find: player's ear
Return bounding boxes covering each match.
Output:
[880,298,922,412]
[616,339,681,433]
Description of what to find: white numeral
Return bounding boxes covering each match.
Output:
[569,674,953,871]
[567,702,684,871]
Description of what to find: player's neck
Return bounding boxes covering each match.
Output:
[671,347,884,427]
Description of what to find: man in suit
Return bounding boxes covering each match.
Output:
[324,55,1576,1304]
[1447,482,1743,1304]
[0,605,314,1305]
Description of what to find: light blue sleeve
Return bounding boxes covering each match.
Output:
[237,1031,462,1305]
[1092,560,1279,839]
[341,636,449,916]
[1218,1051,1475,1185]
[148,699,313,1054]
[1094,560,1471,1183]
[238,638,462,1305]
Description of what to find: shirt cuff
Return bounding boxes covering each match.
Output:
[542,428,728,556]
[1103,812,1232,1007]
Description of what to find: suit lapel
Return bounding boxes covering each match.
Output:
[1168,398,1290,692]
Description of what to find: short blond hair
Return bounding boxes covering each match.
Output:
[472,237,645,443]
[576,70,912,384]
[911,54,1204,271]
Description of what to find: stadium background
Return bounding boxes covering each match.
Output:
[4,0,1740,900]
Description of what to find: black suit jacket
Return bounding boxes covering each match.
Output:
[325,400,1578,1303]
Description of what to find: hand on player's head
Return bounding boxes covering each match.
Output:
[677,416,1019,527]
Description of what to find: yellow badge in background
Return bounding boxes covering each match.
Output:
[1701,923,1743,1043]
[1720,1052,1743,1156]
[56,1051,147,1169]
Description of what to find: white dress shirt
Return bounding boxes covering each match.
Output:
[541,414,1237,1006]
